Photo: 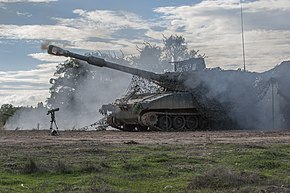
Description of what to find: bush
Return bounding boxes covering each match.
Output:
[23,159,41,174]
[188,167,267,190]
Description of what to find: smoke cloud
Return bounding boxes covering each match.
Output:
[5,55,131,130]
[6,58,290,131]
[41,40,51,51]
[186,61,290,130]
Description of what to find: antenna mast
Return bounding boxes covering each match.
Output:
[240,0,246,71]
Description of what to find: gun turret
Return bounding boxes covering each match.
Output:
[48,45,190,91]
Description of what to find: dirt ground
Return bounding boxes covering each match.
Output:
[0,130,289,146]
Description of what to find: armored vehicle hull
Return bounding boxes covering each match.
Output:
[105,91,233,131]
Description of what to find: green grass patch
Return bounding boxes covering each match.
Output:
[0,141,289,192]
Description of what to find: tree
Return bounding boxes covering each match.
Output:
[46,58,95,110]
[134,42,163,72]
[0,104,19,127]
[162,34,189,62]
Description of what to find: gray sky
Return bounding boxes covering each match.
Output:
[0,0,290,107]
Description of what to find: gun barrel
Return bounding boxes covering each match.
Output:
[48,45,161,81]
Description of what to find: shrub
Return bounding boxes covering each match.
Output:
[23,159,41,174]
[188,167,267,190]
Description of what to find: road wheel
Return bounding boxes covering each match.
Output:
[173,116,186,130]
[158,115,172,131]
[186,116,199,130]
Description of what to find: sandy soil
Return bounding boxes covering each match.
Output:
[0,130,289,146]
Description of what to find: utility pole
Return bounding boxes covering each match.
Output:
[240,0,246,71]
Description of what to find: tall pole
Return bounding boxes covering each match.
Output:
[240,0,246,71]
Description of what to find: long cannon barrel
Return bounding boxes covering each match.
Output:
[48,45,162,81]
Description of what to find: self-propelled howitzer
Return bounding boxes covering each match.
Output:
[48,45,232,131]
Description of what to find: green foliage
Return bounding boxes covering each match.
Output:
[46,59,93,109]
[134,41,164,72]
[163,34,188,61]
[0,104,19,127]
[131,34,203,73]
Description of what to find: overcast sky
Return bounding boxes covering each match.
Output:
[0,0,290,107]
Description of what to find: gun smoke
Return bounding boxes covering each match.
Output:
[5,56,131,130]
[187,61,290,130]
